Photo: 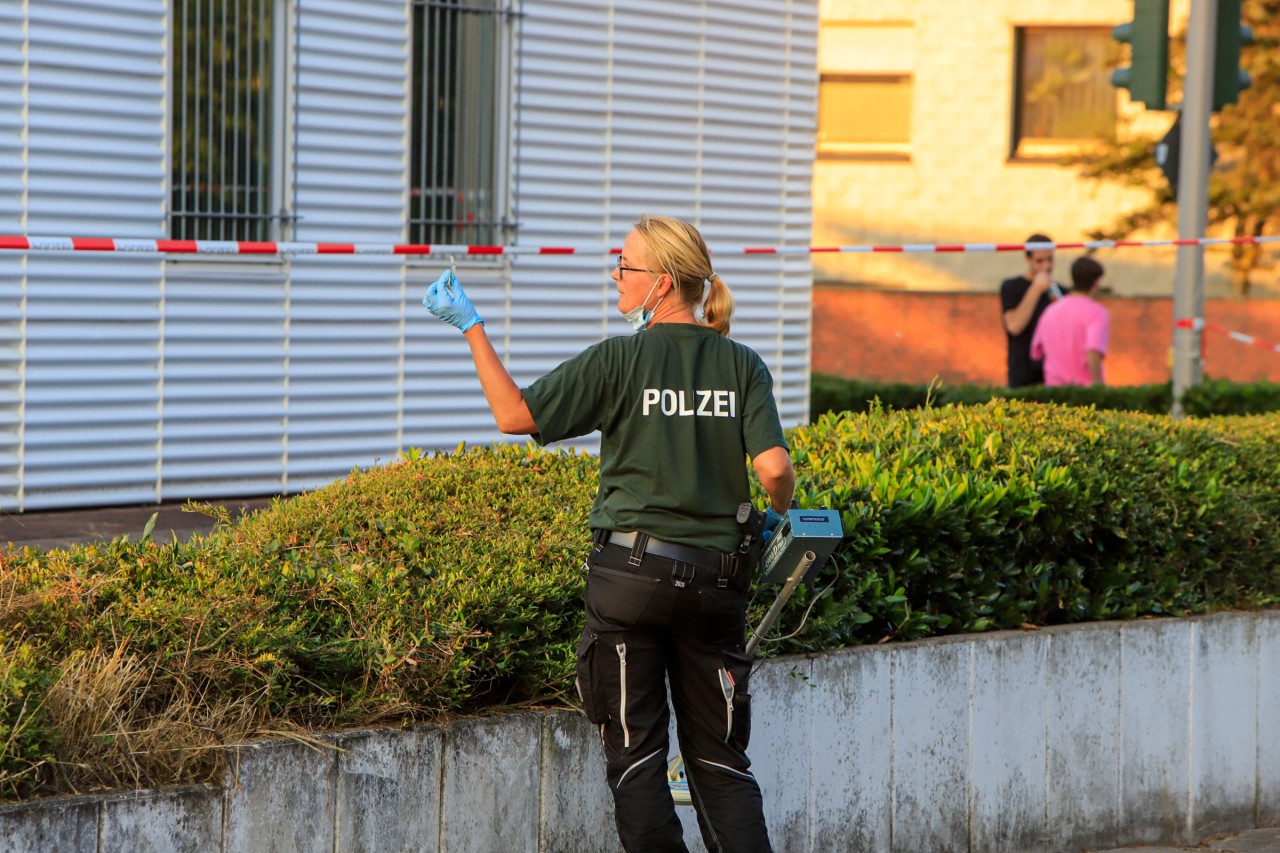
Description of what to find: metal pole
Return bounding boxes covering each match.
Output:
[745,551,815,657]
[1171,0,1217,417]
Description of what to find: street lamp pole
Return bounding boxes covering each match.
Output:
[1170,0,1217,417]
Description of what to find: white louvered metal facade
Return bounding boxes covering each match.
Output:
[0,0,817,512]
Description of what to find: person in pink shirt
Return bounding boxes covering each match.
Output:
[1030,256,1110,386]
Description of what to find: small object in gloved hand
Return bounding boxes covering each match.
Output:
[422,267,484,332]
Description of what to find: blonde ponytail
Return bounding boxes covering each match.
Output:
[701,273,734,337]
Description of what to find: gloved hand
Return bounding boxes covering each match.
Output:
[762,507,784,542]
[422,269,484,333]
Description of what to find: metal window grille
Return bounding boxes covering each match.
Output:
[411,0,512,246]
[171,0,282,241]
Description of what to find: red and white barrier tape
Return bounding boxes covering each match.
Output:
[1175,318,1280,354]
[0,234,1277,257]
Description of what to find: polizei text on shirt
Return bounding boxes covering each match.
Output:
[641,389,737,418]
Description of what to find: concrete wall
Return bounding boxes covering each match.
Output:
[1,609,1276,853]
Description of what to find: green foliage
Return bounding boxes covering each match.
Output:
[1074,0,1280,292]
[0,636,56,799]
[1180,377,1280,415]
[2,408,1279,799]
[812,373,1176,416]
[0,444,598,799]
[811,373,1280,418]
[768,402,1280,652]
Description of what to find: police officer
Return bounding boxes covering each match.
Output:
[423,214,794,853]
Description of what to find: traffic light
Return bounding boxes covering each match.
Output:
[1110,0,1171,110]
[1212,0,1253,110]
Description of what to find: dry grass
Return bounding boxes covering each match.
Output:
[36,643,271,796]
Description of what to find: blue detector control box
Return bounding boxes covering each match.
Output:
[759,508,844,584]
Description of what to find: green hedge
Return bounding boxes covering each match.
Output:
[811,373,1280,418]
[2,405,1279,799]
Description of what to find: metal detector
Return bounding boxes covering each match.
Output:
[667,507,844,806]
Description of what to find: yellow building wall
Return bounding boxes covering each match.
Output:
[812,0,1253,298]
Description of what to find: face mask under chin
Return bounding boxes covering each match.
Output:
[622,278,664,332]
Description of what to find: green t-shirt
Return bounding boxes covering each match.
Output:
[521,323,788,553]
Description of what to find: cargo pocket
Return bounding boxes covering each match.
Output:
[584,565,661,631]
[575,631,608,725]
[721,649,754,751]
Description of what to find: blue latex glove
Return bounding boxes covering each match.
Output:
[762,507,784,542]
[422,269,484,333]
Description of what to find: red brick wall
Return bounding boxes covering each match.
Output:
[812,288,1280,386]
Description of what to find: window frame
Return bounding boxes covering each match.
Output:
[165,0,295,249]
[1009,24,1118,162]
[406,0,517,258]
[817,72,914,161]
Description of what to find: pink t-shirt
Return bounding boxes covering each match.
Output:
[1030,295,1110,386]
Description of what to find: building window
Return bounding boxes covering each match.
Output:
[818,74,913,155]
[171,0,288,242]
[816,22,914,159]
[1013,26,1117,159]
[411,0,513,247]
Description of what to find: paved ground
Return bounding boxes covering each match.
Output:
[0,495,278,551]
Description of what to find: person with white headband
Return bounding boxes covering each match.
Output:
[422,213,793,853]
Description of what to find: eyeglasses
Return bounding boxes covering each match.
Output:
[616,255,659,275]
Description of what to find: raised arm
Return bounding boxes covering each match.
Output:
[1002,271,1052,336]
[422,270,536,435]
[463,324,537,434]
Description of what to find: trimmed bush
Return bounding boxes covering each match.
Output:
[773,402,1280,651]
[811,373,1280,418]
[2,404,1279,799]
[0,444,598,799]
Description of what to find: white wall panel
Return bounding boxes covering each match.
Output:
[0,5,25,509]
[289,0,410,489]
[404,264,512,451]
[0,0,817,511]
[21,0,165,509]
[513,0,816,439]
[507,0,615,405]
[160,265,288,499]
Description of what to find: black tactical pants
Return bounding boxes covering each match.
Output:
[574,538,774,853]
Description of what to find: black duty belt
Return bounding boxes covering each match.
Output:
[594,529,739,588]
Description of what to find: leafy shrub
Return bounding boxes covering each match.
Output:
[0,635,56,799]
[0,444,598,799]
[1,407,1279,799]
[811,373,1280,418]
[771,402,1280,651]
[1181,379,1280,416]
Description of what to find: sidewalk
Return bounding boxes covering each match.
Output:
[0,496,277,552]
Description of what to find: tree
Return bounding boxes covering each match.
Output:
[1074,0,1280,293]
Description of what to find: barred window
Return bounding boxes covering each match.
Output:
[411,0,512,246]
[171,0,286,241]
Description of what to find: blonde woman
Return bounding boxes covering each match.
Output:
[424,215,793,853]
